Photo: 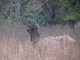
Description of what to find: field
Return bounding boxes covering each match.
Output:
[0,25,80,60]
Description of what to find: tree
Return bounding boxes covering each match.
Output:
[21,0,43,25]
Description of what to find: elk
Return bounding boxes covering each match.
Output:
[27,21,40,46]
[26,21,76,59]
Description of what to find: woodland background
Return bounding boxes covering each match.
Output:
[0,0,80,60]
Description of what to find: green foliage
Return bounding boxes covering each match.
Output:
[0,0,10,3]
[0,0,80,27]
[0,0,43,27]
[59,0,80,21]
[65,12,80,20]
[21,0,43,25]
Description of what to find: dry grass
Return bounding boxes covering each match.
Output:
[0,36,79,60]
[0,25,80,60]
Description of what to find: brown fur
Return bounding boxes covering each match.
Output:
[27,21,40,46]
